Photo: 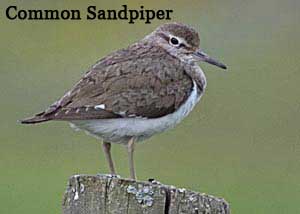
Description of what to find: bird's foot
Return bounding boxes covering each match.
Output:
[148,178,161,185]
[96,173,121,178]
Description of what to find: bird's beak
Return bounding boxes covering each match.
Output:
[193,49,227,70]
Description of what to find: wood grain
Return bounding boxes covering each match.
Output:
[62,174,230,214]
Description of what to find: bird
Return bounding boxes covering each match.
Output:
[21,22,227,180]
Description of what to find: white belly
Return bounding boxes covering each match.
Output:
[70,81,202,144]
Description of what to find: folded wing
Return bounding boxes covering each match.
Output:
[21,44,193,124]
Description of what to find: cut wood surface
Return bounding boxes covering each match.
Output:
[62,174,230,214]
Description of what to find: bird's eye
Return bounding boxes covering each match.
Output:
[169,37,180,46]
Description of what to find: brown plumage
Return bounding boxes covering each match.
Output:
[21,22,227,180]
[21,43,193,124]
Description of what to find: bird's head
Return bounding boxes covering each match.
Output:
[147,22,227,70]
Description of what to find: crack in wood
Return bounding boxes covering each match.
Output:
[62,174,230,214]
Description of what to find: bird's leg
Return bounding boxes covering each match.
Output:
[127,138,136,180]
[102,141,116,175]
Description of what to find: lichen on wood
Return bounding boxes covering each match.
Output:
[62,174,230,214]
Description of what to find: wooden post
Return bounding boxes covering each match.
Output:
[62,174,230,214]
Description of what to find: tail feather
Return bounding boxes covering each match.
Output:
[19,113,51,124]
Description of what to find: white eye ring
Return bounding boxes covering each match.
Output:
[169,36,180,47]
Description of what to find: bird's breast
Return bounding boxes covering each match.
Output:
[189,64,207,93]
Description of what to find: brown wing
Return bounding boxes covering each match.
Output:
[22,43,193,123]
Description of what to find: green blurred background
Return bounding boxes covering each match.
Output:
[1,0,299,213]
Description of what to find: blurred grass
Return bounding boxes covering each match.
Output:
[0,0,300,213]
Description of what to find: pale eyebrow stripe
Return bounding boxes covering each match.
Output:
[169,34,191,48]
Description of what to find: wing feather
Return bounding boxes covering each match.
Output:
[24,43,193,123]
